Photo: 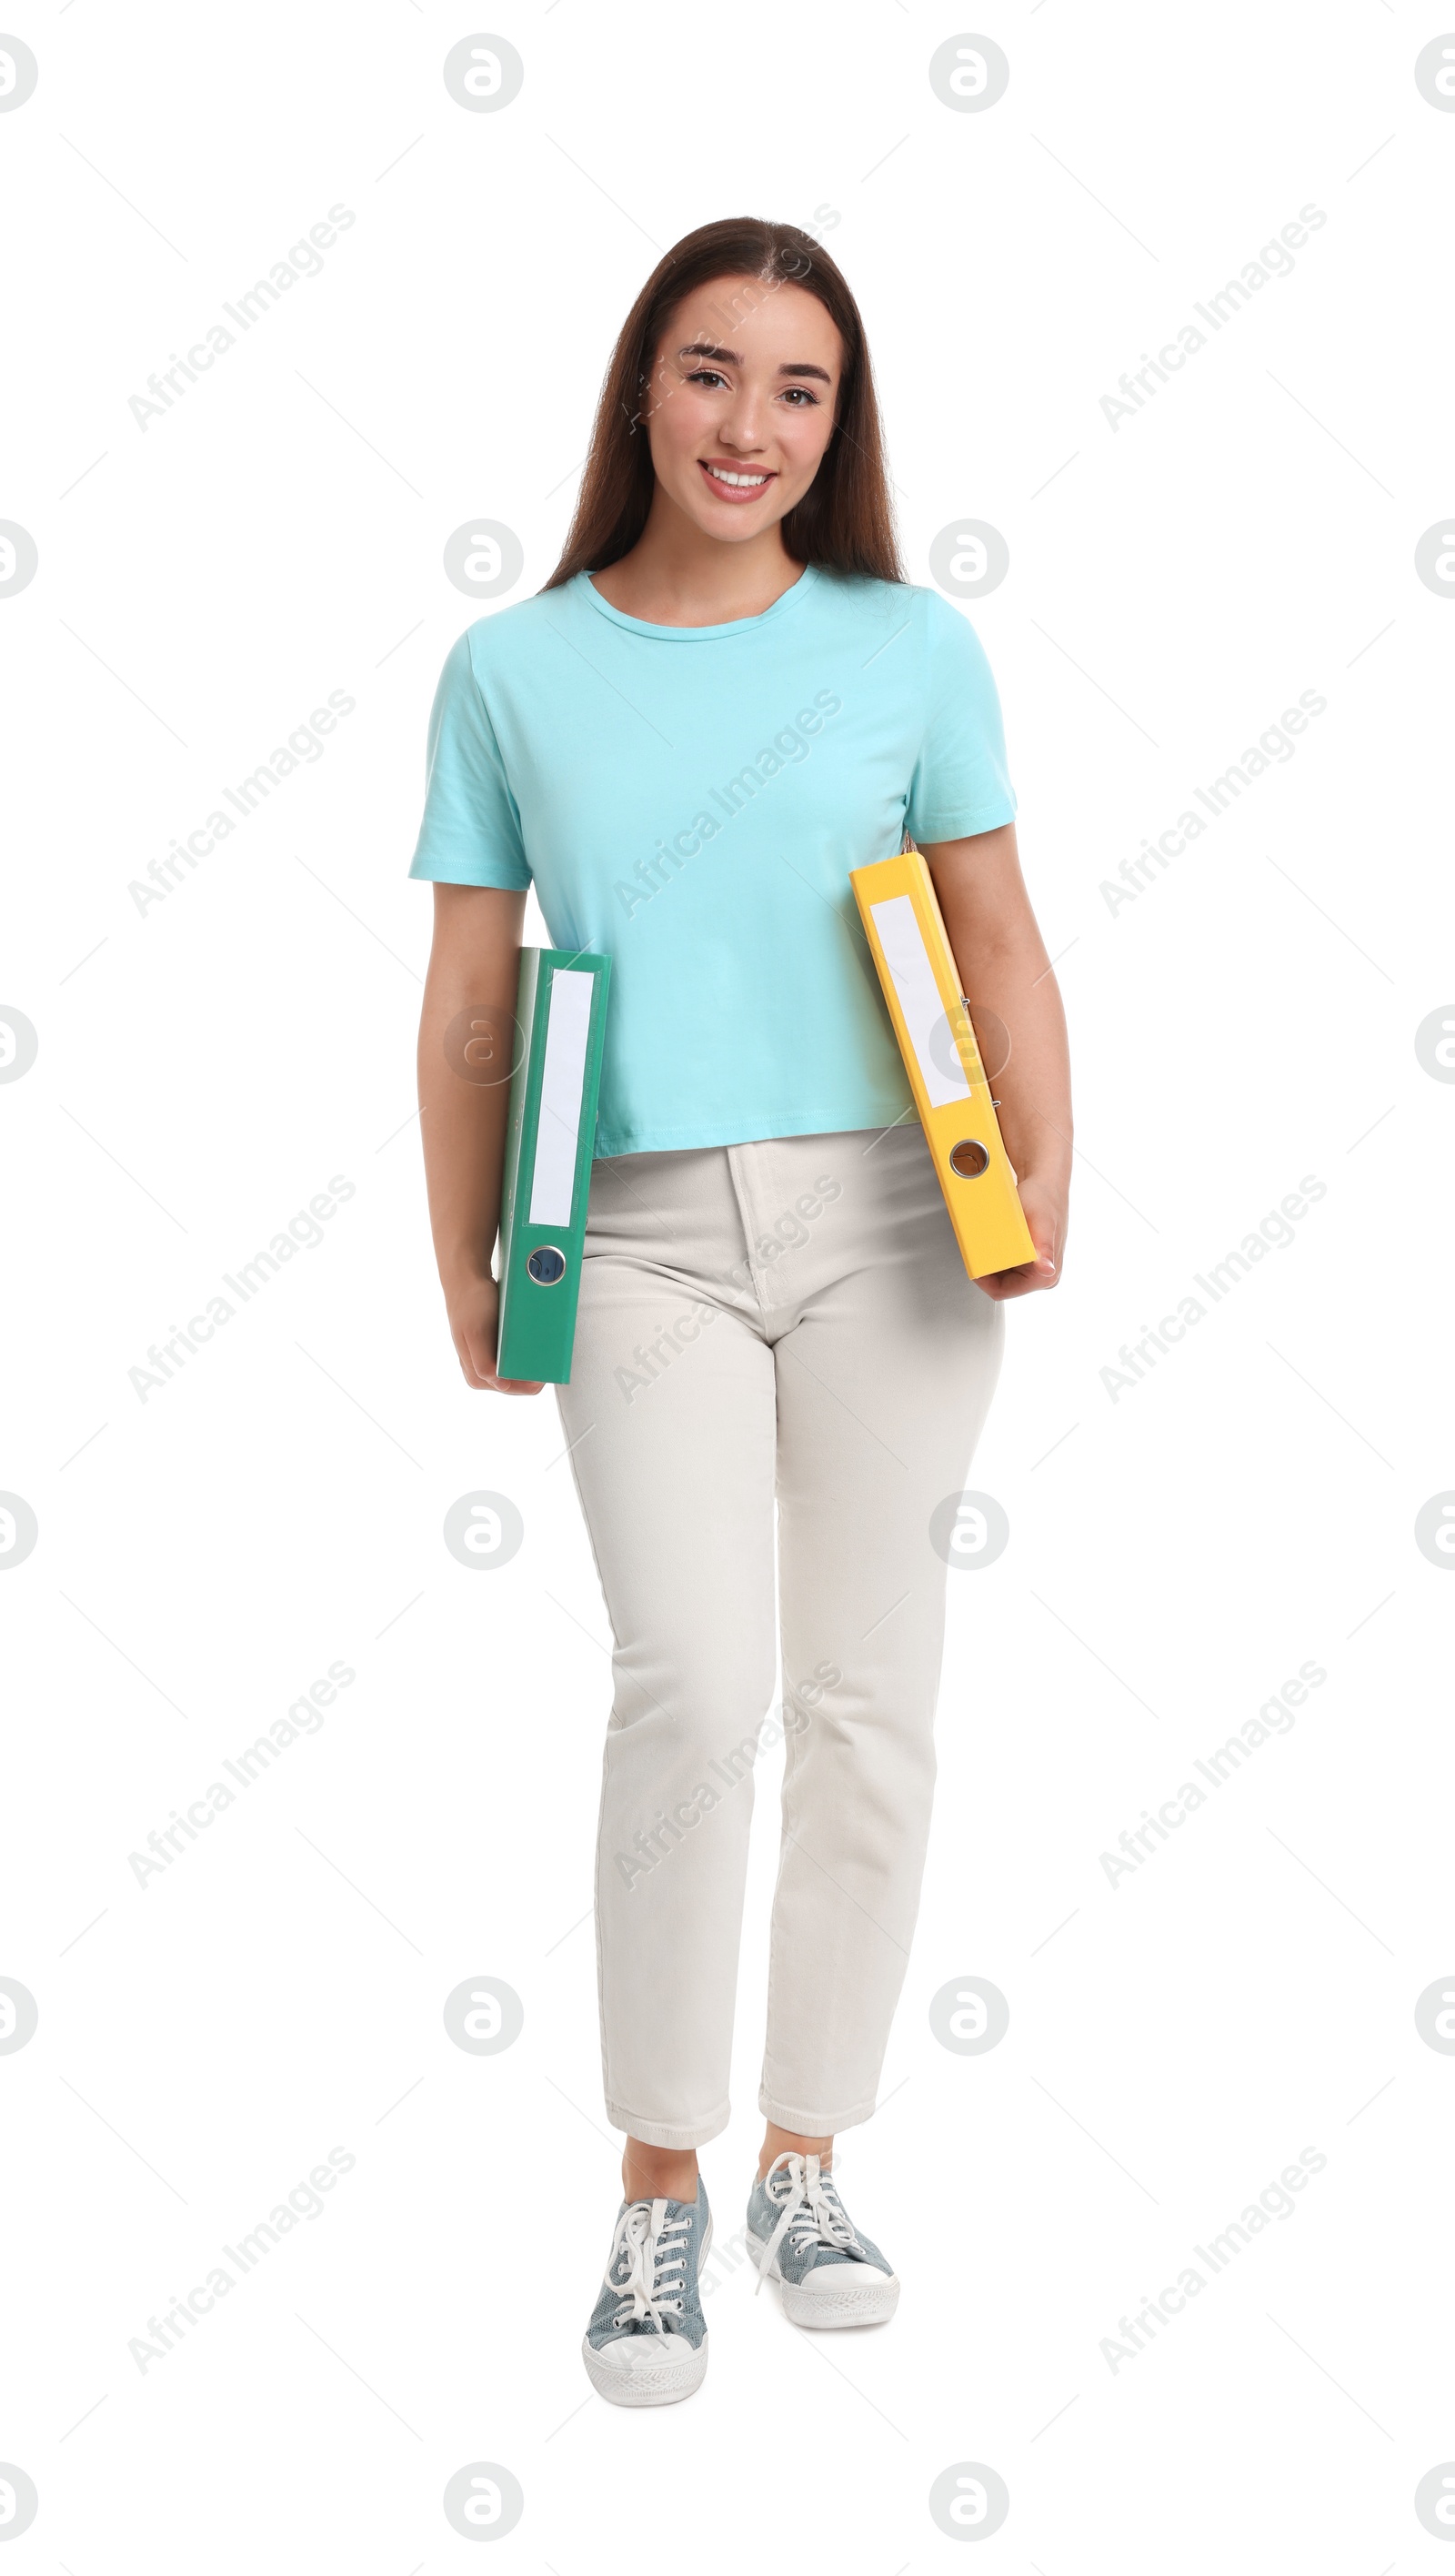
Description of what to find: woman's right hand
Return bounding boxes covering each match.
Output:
[446,1270,544,1394]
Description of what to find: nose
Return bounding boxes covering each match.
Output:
[714,383,770,454]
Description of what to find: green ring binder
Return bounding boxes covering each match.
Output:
[495,947,611,1385]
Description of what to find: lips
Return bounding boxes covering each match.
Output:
[698,459,777,504]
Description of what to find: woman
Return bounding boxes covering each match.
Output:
[410,217,1070,2407]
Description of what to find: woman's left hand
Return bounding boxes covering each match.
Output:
[975,1170,1066,1302]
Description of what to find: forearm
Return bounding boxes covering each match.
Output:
[416,887,526,1290]
[949,921,1070,1192]
[921,827,1071,1190]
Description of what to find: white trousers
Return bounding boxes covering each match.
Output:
[556,1124,1004,2148]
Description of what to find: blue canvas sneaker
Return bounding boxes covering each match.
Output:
[747,2151,899,2326]
[582,2181,711,2405]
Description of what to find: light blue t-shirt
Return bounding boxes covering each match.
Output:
[408,564,1016,1157]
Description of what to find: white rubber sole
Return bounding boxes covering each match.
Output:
[581,2217,712,2407]
[748,2227,900,2327]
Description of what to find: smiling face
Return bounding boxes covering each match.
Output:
[639,276,845,546]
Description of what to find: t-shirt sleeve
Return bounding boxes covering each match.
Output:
[407,629,532,890]
[904,589,1017,845]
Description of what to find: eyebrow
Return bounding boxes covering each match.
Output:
[677,341,832,383]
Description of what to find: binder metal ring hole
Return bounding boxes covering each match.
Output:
[527,1245,567,1285]
[948,1139,990,1179]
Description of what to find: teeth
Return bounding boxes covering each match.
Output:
[706,465,769,487]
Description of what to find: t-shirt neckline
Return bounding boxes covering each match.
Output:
[578,561,819,641]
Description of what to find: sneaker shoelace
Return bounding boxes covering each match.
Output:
[603,2198,692,2338]
[754,2151,861,2294]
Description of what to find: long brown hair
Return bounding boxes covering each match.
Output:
[545,217,903,589]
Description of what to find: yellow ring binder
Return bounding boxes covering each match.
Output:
[850,847,1038,1281]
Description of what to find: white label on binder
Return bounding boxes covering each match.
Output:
[869,894,970,1108]
[530,968,594,1224]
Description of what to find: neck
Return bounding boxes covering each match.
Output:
[590,489,805,629]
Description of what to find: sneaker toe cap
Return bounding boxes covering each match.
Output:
[797,2258,896,2295]
[593,2330,694,2375]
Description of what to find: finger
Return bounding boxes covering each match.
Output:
[1018,1220,1061,1289]
[1027,1217,1060,1279]
[978,1256,1049,1300]
[458,1323,500,1384]
[454,1332,494,1389]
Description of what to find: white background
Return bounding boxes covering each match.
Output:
[4,0,1454,2565]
